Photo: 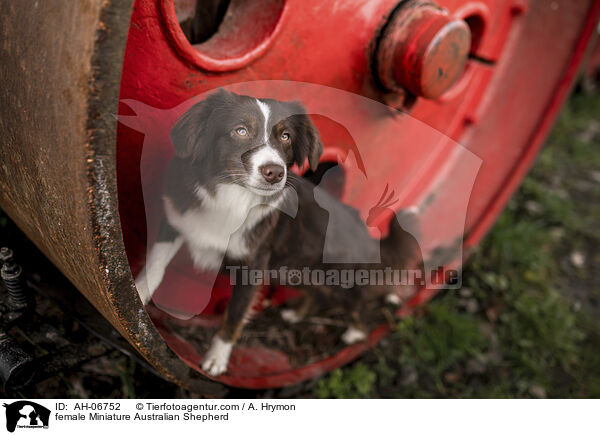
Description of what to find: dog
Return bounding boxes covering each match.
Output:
[135,89,421,376]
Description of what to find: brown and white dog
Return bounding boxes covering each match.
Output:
[135,89,420,376]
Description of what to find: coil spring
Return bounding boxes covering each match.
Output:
[0,248,28,307]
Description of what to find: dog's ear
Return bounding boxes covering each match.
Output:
[287,105,323,171]
[170,89,230,161]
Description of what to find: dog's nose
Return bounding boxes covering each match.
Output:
[260,164,285,184]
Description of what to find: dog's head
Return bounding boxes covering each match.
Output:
[170,88,323,196]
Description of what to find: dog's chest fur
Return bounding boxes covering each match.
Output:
[164,184,276,270]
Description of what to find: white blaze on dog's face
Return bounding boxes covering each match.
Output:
[169,89,323,197]
[245,99,286,195]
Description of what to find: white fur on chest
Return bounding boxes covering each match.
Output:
[164,184,276,270]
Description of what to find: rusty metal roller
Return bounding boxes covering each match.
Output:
[0,0,224,395]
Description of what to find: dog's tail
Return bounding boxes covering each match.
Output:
[376,210,424,303]
[380,209,423,272]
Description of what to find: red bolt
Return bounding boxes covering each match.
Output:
[376,1,472,100]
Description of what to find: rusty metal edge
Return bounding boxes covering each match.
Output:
[84,0,226,397]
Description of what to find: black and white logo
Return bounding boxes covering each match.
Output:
[3,401,50,433]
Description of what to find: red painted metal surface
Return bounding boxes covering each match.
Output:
[117,0,600,388]
[158,0,287,71]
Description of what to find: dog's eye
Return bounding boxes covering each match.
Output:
[235,127,248,136]
[281,132,290,141]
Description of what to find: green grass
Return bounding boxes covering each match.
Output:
[313,364,377,398]
[313,90,600,399]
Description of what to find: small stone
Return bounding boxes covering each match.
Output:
[576,120,600,143]
[45,331,59,341]
[486,306,500,323]
[486,348,504,364]
[529,385,547,399]
[465,298,479,314]
[574,180,594,193]
[525,200,543,214]
[570,251,586,268]
[549,227,565,241]
[554,188,568,199]
[444,372,461,384]
[591,171,600,184]
[479,322,494,338]
[459,288,473,298]
[573,300,582,313]
[466,358,487,375]
[400,366,418,386]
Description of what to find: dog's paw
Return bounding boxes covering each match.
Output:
[385,285,416,306]
[281,308,302,324]
[341,326,367,345]
[385,293,402,306]
[202,356,229,377]
[202,336,233,376]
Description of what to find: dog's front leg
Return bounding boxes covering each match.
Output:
[135,219,183,305]
[201,284,260,376]
[202,258,268,376]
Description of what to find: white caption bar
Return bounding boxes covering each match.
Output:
[1,399,598,434]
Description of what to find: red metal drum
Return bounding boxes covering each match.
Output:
[117,0,600,388]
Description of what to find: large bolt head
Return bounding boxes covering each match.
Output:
[377,2,471,100]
